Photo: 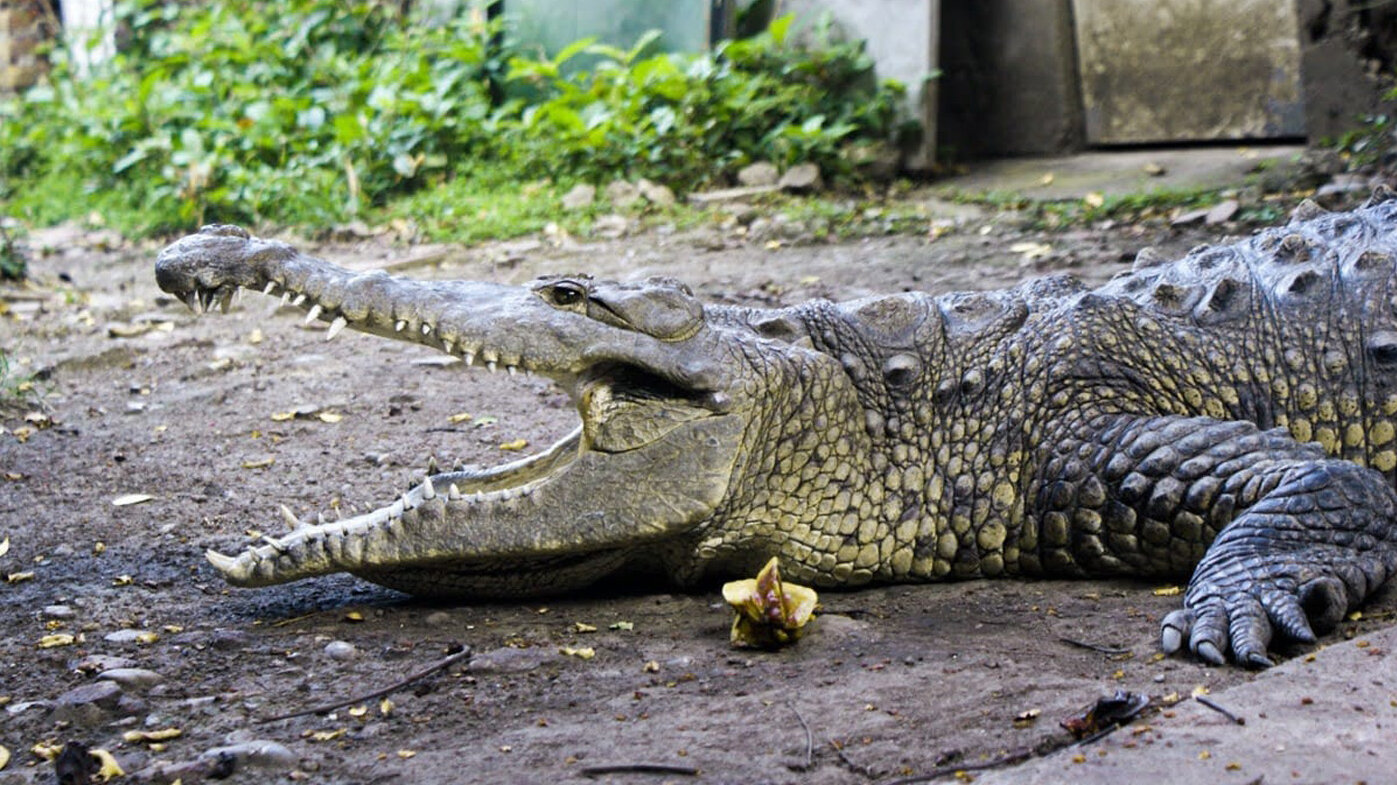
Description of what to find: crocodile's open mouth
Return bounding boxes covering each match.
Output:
[153,226,747,594]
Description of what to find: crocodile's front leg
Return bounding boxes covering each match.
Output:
[1034,414,1397,667]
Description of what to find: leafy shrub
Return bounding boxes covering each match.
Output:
[0,2,908,236]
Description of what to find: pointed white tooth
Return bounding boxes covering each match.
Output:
[326,316,348,340]
[525,368,534,377]
[280,504,304,531]
[220,289,236,314]
[262,282,276,295]
[293,294,306,307]
[395,320,407,332]
[421,323,432,335]
[278,292,291,308]
[426,456,439,473]
[206,549,237,570]
[304,304,323,324]
[487,361,497,373]
[184,292,201,313]
[449,483,462,500]
[422,476,436,500]
[442,340,454,354]
[463,352,475,366]
[507,365,517,376]
[317,512,327,525]
[401,492,415,510]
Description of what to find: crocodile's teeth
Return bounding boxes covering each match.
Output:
[507,365,518,376]
[326,316,348,340]
[395,320,407,332]
[262,282,276,295]
[463,352,475,366]
[487,361,497,373]
[421,323,433,336]
[219,289,235,314]
[198,289,217,313]
[279,292,292,308]
[304,304,323,324]
[426,456,439,473]
[422,476,436,500]
[280,504,304,531]
[442,340,454,355]
[292,294,306,307]
[183,292,200,313]
[401,492,415,511]
[448,483,462,500]
[206,549,239,573]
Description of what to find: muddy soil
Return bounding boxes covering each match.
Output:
[2,203,1394,784]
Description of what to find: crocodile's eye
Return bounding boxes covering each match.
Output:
[544,281,586,308]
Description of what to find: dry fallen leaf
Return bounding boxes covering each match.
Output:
[317,411,343,423]
[1039,172,1055,185]
[112,494,154,507]
[1009,241,1053,261]
[610,621,634,631]
[1152,585,1182,597]
[91,748,125,782]
[30,742,62,761]
[38,634,75,648]
[448,412,473,424]
[1084,191,1105,208]
[270,411,296,422]
[397,749,417,759]
[123,728,182,744]
[499,439,528,451]
[0,744,9,771]
[309,729,347,742]
[379,697,395,716]
[241,457,276,470]
[0,536,8,558]
[7,572,34,583]
[135,631,160,644]
[561,646,596,660]
[348,705,369,718]
[573,622,597,633]
[343,611,365,623]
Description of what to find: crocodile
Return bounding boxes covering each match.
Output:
[154,192,1397,667]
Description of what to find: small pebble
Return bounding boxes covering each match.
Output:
[424,611,453,627]
[98,668,165,689]
[324,640,356,661]
[43,604,76,620]
[104,629,148,644]
[199,740,298,771]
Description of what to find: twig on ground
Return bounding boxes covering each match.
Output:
[578,763,700,777]
[882,747,1035,785]
[1196,695,1245,725]
[259,645,472,723]
[786,700,814,771]
[830,742,878,780]
[1058,636,1131,655]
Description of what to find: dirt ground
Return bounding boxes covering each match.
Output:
[3,197,1396,784]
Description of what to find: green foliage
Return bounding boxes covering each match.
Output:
[0,223,25,280]
[504,15,905,189]
[0,3,908,238]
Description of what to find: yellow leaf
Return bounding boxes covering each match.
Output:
[309,729,346,742]
[7,572,34,583]
[91,748,124,781]
[317,412,343,423]
[1084,191,1105,208]
[561,646,596,660]
[397,749,417,759]
[123,727,182,743]
[270,411,295,422]
[112,575,134,586]
[573,622,597,633]
[112,494,154,507]
[448,412,473,424]
[0,536,8,557]
[38,634,75,648]
[163,624,184,634]
[1039,172,1055,185]
[30,742,62,761]
[136,632,160,644]
[1152,585,1181,597]
[1191,684,1210,697]
[348,705,369,718]
[242,457,275,470]
[344,611,365,623]
[499,439,528,451]
[0,744,9,770]
[247,329,264,344]
[610,621,634,631]
[93,541,106,555]
[379,698,395,716]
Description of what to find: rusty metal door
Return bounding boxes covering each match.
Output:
[1073,0,1305,144]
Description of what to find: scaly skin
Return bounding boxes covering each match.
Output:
[155,192,1397,667]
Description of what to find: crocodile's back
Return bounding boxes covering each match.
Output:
[1056,196,1397,478]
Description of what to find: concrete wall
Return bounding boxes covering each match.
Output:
[935,0,1082,158]
[783,0,940,168]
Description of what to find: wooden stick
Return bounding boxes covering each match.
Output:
[259,646,471,723]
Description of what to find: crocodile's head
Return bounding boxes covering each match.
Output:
[156,225,855,597]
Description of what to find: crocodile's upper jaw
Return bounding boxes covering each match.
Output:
[155,226,754,596]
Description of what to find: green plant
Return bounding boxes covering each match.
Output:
[0,223,25,280]
[0,4,911,238]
